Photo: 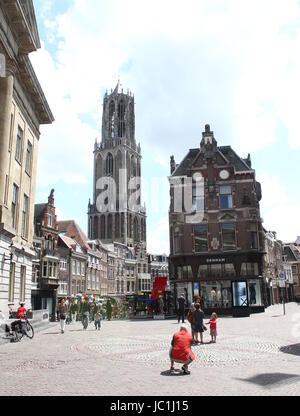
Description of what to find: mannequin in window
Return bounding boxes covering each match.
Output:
[249,284,257,305]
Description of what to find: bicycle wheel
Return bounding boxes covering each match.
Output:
[25,321,34,339]
[14,324,23,342]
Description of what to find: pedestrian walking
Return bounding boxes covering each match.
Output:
[59,298,67,334]
[193,303,206,344]
[70,300,78,323]
[169,324,195,375]
[94,308,103,331]
[177,293,186,324]
[206,312,218,343]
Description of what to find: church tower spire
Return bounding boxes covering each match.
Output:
[88,86,146,249]
[102,83,136,147]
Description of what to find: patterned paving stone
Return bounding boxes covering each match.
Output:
[0,303,300,396]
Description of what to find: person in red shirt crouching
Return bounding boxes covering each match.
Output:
[206,312,217,343]
[169,324,195,375]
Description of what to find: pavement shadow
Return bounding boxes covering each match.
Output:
[160,370,186,377]
[236,373,300,387]
[280,343,300,356]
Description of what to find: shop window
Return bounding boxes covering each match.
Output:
[201,281,232,308]
[194,224,208,252]
[222,223,236,250]
[176,282,193,307]
[232,281,248,307]
[248,280,262,306]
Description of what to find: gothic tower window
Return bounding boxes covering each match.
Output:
[134,217,139,242]
[109,101,115,138]
[106,153,114,176]
[129,102,135,141]
[121,213,125,238]
[107,214,113,239]
[115,213,120,239]
[93,216,99,240]
[118,100,126,138]
[101,215,106,239]
[131,155,137,178]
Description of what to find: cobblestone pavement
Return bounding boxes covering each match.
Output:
[1,303,300,396]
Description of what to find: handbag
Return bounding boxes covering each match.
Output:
[187,310,193,324]
[60,314,66,320]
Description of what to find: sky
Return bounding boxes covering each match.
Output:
[31,0,300,254]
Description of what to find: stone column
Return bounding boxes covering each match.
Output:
[0,70,14,224]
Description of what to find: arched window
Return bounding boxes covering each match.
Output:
[118,100,126,138]
[129,102,135,141]
[100,215,106,239]
[134,217,139,242]
[121,213,125,238]
[115,214,120,239]
[93,216,98,240]
[109,101,115,138]
[106,153,114,176]
[131,155,137,178]
[107,214,113,239]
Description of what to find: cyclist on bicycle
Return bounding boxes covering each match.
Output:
[14,303,26,334]
[82,298,90,329]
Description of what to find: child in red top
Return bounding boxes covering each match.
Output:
[206,312,217,343]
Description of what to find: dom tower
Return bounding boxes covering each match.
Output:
[88,83,147,252]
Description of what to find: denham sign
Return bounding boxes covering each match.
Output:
[206,258,226,264]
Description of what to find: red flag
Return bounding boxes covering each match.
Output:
[151,276,168,301]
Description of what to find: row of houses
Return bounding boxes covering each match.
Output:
[30,189,169,318]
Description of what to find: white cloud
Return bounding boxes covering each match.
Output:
[258,172,300,242]
[30,0,300,239]
[148,216,170,254]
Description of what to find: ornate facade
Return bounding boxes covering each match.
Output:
[88,84,150,296]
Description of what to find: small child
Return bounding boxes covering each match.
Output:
[94,310,103,331]
[206,312,217,343]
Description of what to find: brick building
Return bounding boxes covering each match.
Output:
[57,220,109,300]
[32,189,59,317]
[169,125,265,315]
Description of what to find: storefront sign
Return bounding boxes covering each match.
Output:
[206,258,226,264]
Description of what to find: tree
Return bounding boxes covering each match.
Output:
[106,300,112,321]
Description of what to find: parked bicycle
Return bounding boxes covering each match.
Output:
[10,315,34,342]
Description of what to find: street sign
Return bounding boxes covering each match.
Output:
[279,280,286,288]
[279,272,285,280]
